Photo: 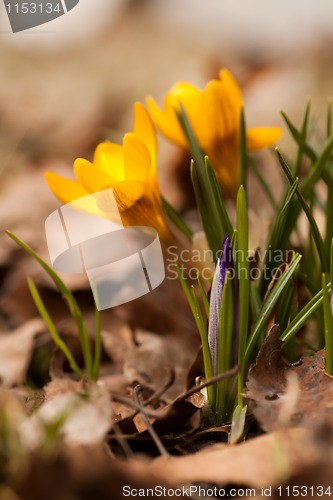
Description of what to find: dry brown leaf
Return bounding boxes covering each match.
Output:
[44,378,83,401]
[144,427,325,491]
[246,325,333,431]
[102,318,196,400]
[125,329,193,398]
[0,318,44,387]
[101,318,134,368]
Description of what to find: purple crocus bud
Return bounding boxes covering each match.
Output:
[208,234,233,374]
[219,234,233,290]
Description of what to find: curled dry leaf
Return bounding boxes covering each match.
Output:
[0,318,44,387]
[125,329,193,399]
[102,321,196,400]
[246,324,333,431]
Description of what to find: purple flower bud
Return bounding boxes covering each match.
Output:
[219,234,233,290]
[208,234,233,374]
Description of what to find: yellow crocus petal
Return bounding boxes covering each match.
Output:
[200,79,241,151]
[74,158,113,193]
[133,102,157,162]
[167,81,201,110]
[147,95,186,148]
[246,127,282,151]
[165,82,204,141]
[147,82,201,148]
[122,133,151,182]
[121,194,173,243]
[218,69,242,113]
[110,180,146,212]
[45,171,89,204]
[93,142,125,181]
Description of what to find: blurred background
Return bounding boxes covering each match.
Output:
[1,0,333,327]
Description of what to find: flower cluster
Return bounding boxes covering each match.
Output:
[46,69,281,234]
[39,67,333,429]
[44,68,284,422]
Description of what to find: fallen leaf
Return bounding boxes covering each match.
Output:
[0,318,44,387]
[125,329,193,398]
[102,320,197,400]
[138,427,325,491]
[44,378,83,401]
[246,325,333,431]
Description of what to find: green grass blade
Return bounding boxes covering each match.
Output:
[322,169,333,189]
[7,231,93,377]
[280,177,299,214]
[302,133,333,197]
[176,105,216,204]
[161,196,193,242]
[331,239,333,286]
[280,108,317,164]
[260,178,299,292]
[245,253,302,366]
[281,282,331,344]
[191,162,219,255]
[322,273,333,374]
[250,282,262,320]
[176,104,207,180]
[327,98,332,138]
[275,280,294,332]
[177,106,225,253]
[236,186,249,404]
[275,149,328,272]
[190,283,215,405]
[197,275,210,318]
[189,283,213,377]
[205,157,233,237]
[176,264,214,404]
[291,99,311,178]
[239,107,247,191]
[27,277,82,379]
[325,188,333,256]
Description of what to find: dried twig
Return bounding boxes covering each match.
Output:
[133,385,170,457]
[176,365,239,402]
[110,365,239,420]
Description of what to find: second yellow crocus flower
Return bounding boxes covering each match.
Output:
[147,69,282,193]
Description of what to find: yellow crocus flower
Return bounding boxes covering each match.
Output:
[45,103,172,243]
[147,69,282,193]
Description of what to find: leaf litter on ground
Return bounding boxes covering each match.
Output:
[246,324,333,431]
